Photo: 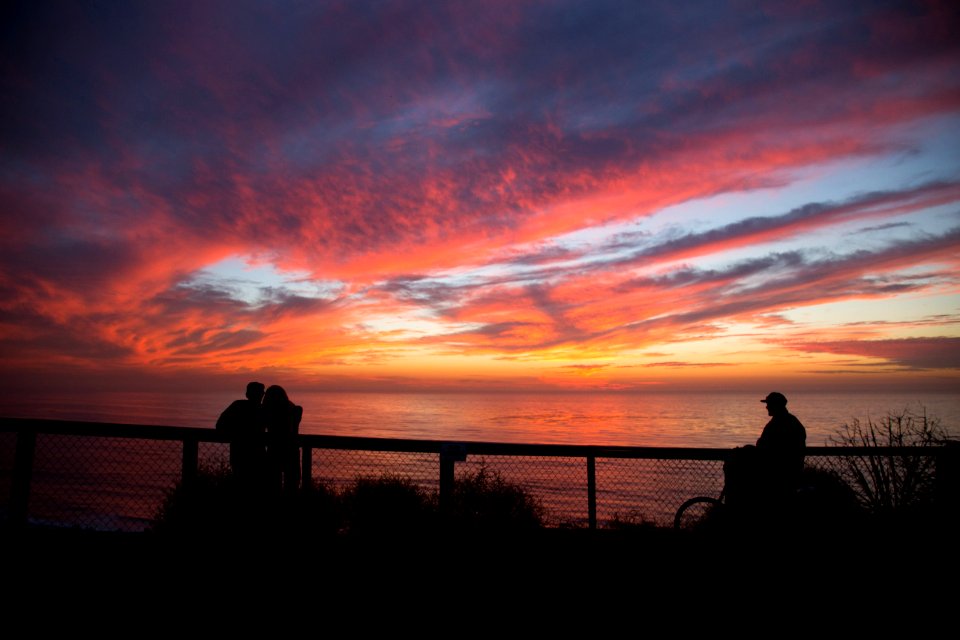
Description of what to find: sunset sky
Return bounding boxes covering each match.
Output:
[1,0,958,395]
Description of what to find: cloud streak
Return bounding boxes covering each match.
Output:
[1,1,958,392]
[789,337,960,370]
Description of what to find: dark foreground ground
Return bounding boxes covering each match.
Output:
[3,515,956,630]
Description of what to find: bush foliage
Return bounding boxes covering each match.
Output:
[446,462,545,531]
[152,463,545,536]
[827,407,948,516]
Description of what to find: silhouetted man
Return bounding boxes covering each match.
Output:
[723,391,806,513]
[755,391,806,501]
[216,381,266,488]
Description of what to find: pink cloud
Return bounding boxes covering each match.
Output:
[788,337,960,370]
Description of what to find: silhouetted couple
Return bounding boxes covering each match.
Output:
[723,391,806,518]
[216,382,303,495]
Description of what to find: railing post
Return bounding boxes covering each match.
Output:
[587,455,597,530]
[301,446,312,490]
[937,441,959,524]
[439,443,467,514]
[182,437,199,487]
[10,428,37,529]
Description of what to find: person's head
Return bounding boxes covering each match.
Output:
[263,384,290,408]
[245,381,265,403]
[761,391,788,415]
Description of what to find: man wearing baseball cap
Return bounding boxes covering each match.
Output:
[756,391,807,501]
[722,392,807,516]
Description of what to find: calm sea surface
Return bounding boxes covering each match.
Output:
[4,389,958,447]
[3,389,957,531]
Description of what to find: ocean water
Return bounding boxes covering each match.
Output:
[2,389,956,531]
[4,389,958,447]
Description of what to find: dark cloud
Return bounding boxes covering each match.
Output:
[644,362,733,368]
[560,363,611,371]
[459,227,960,352]
[792,337,960,370]
[382,183,960,319]
[257,290,339,320]
[166,328,266,356]
[616,181,960,264]
[855,221,914,234]
[499,245,582,267]
[374,275,462,307]
[5,0,957,270]
[0,306,134,362]
[160,283,256,317]
[840,312,960,328]
[633,228,960,323]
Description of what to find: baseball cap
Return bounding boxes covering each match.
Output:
[761,392,787,405]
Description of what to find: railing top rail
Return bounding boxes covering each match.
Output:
[1,416,952,460]
[0,417,227,442]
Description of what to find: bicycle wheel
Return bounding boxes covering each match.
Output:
[674,496,723,531]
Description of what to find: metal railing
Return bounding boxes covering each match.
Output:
[1,417,956,532]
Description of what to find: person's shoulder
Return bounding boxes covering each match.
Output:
[220,399,243,412]
[228,399,257,412]
[217,399,246,428]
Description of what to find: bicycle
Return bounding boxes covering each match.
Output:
[673,490,726,531]
[674,465,863,531]
[674,445,799,531]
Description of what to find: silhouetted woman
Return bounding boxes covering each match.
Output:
[262,385,303,495]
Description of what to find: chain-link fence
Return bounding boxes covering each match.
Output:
[1,419,955,532]
[0,430,16,519]
[805,452,943,514]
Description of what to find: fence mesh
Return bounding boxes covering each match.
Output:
[0,431,15,515]
[311,449,440,494]
[0,426,952,533]
[26,433,183,531]
[457,455,588,527]
[596,457,724,528]
[199,441,231,471]
[804,453,941,513]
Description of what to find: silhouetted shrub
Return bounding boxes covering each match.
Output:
[340,474,436,536]
[151,462,250,536]
[446,463,545,532]
[152,464,339,538]
[278,480,341,538]
[153,463,547,538]
[793,465,864,533]
[828,407,947,518]
[606,510,658,532]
